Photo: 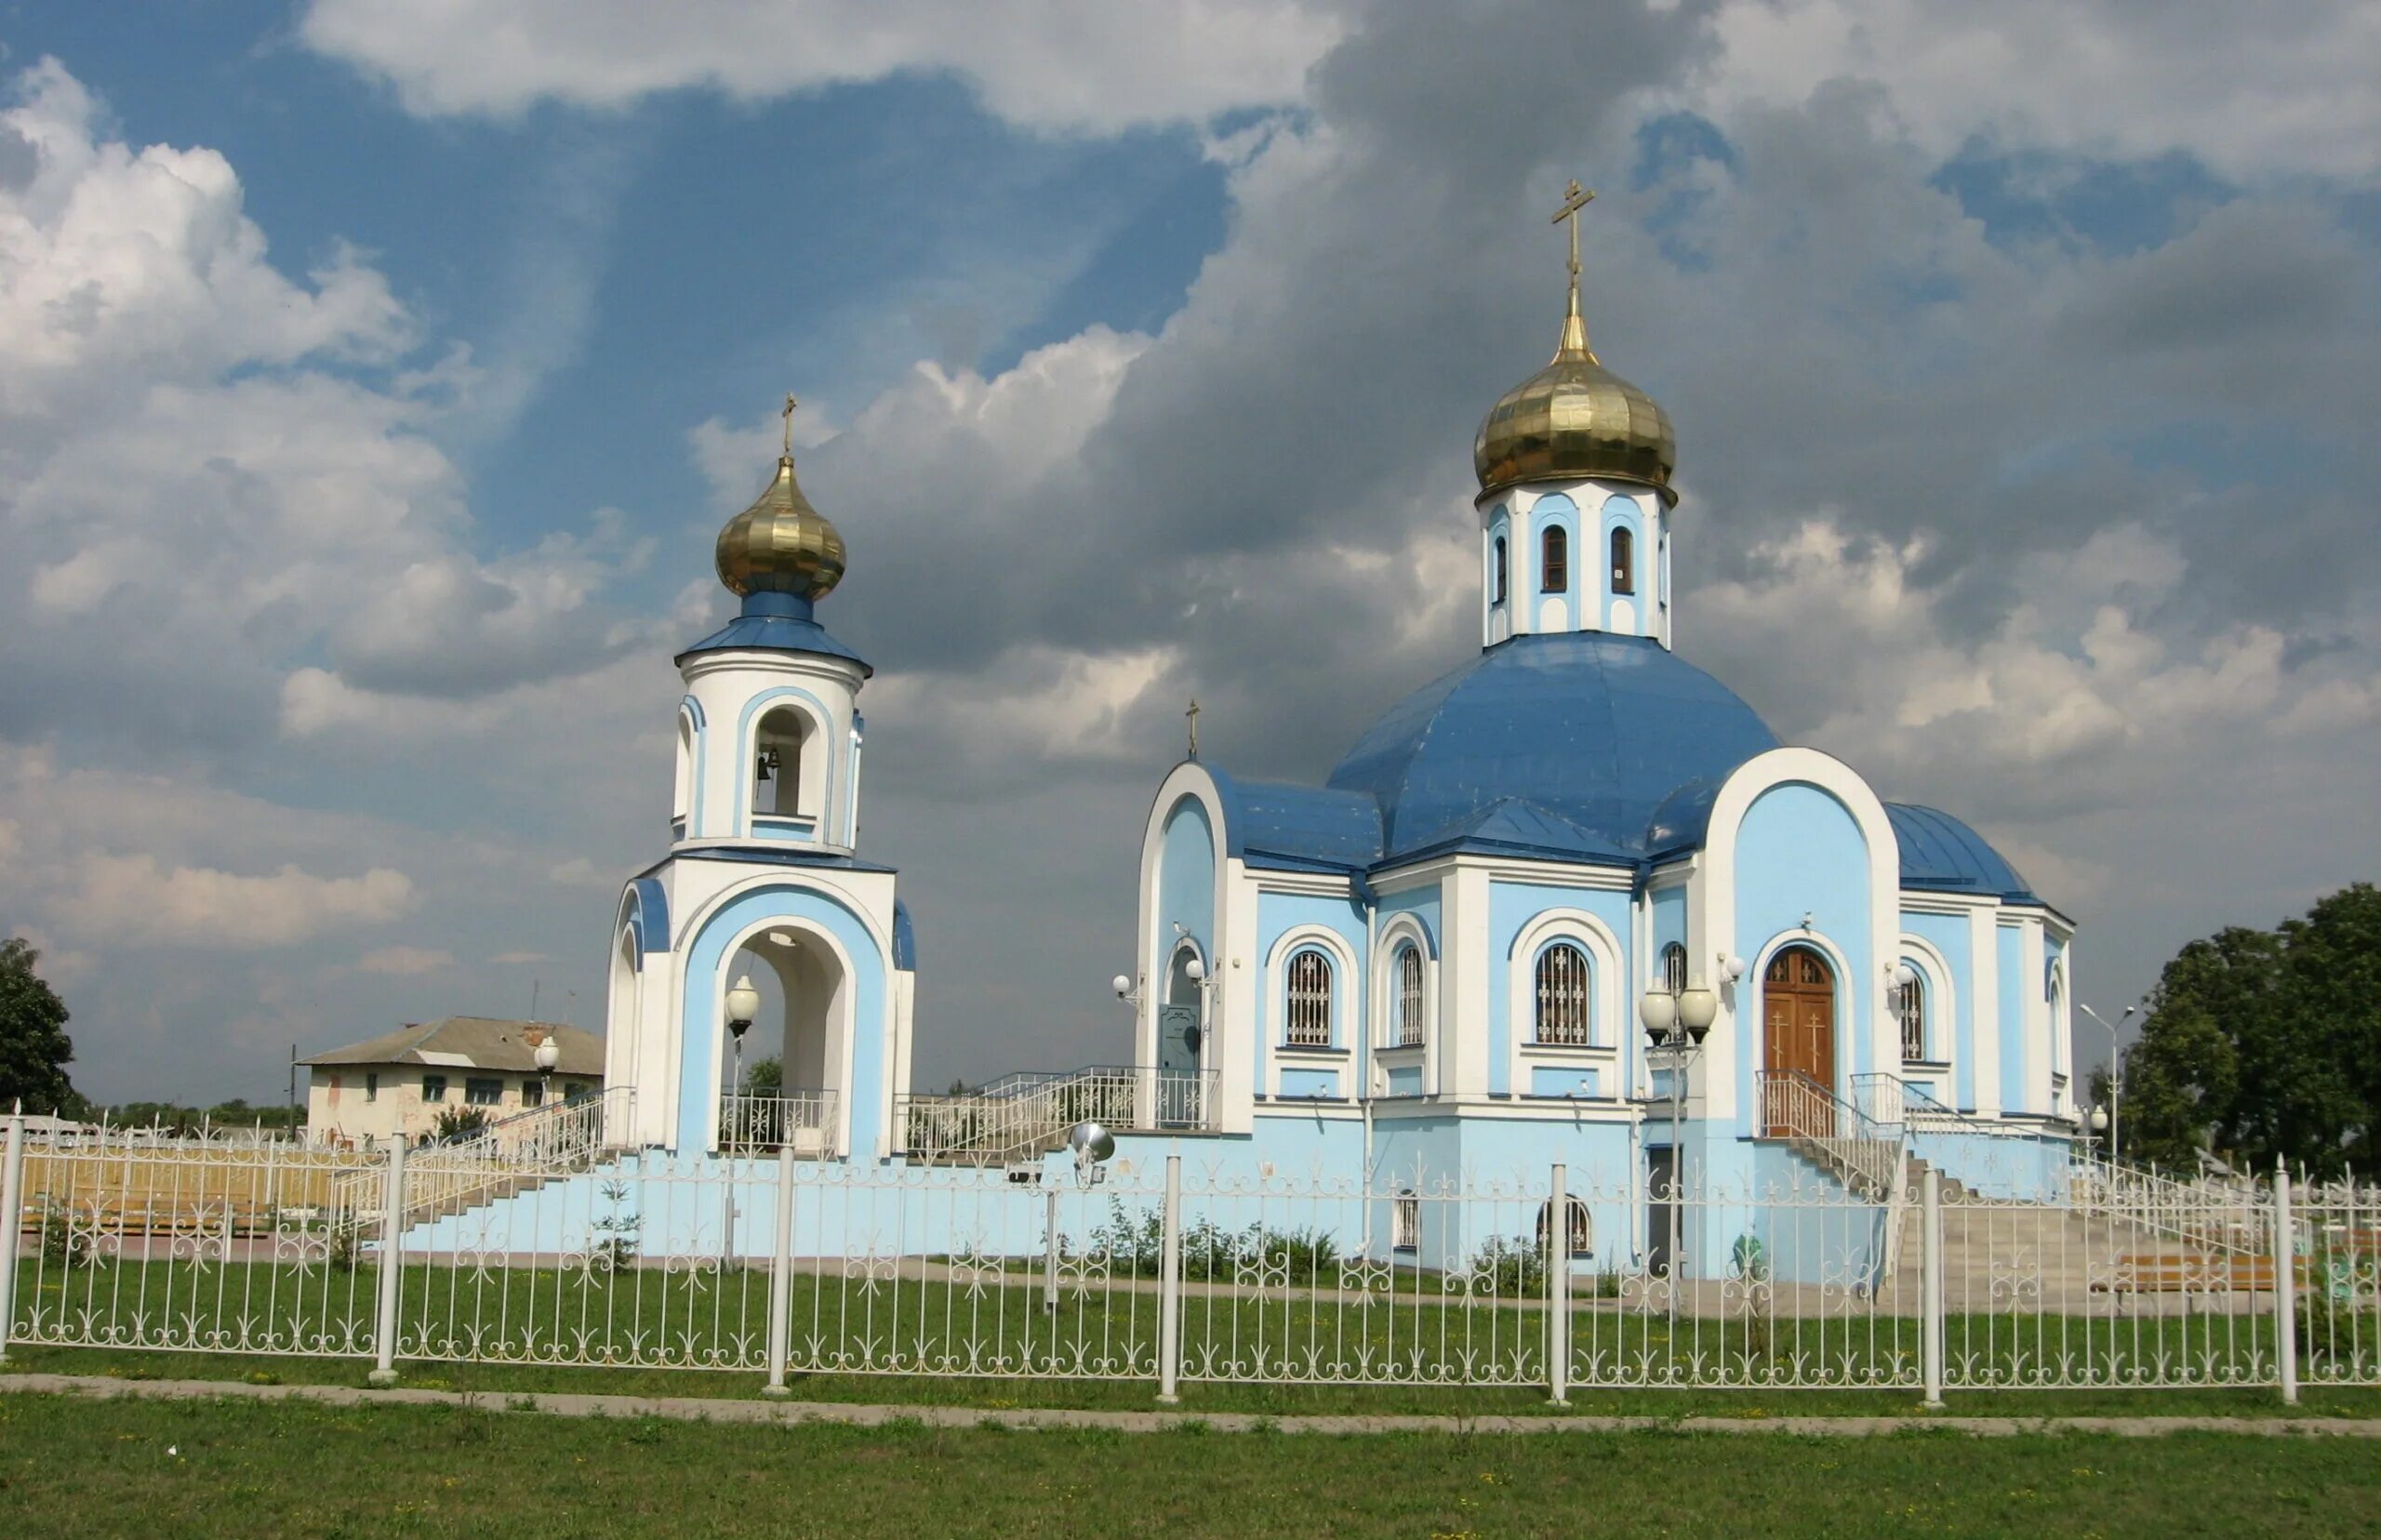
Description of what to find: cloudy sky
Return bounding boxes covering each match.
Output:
[2,0,2376,1107]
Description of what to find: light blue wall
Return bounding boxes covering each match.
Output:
[1156,797,1216,965]
[1733,783,1874,1117]
[1652,884,1686,961]
[1598,493,1645,632]
[1487,881,1633,1095]
[1257,889,1366,1096]
[1530,492,1578,631]
[1902,909,1973,1107]
[676,883,889,1159]
[1998,922,2027,1115]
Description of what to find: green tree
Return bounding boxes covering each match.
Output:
[0,937,80,1115]
[2121,883,2380,1177]
[741,1055,783,1095]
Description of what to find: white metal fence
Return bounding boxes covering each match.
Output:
[0,1110,2368,1401]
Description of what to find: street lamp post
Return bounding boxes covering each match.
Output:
[725,976,760,1145]
[2077,1002,2133,1164]
[1641,984,1718,1278]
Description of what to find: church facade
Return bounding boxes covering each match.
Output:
[600,194,2079,1267]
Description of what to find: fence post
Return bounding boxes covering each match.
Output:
[1921,1164,1944,1409]
[763,1140,796,1398]
[0,1106,24,1366]
[2274,1158,2298,1407]
[1043,1183,1062,1314]
[1547,1162,1569,1407]
[1156,1153,1183,1405]
[367,1134,408,1387]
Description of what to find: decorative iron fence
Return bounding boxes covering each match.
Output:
[721,1092,839,1158]
[0,1110,2369,1401]
[894,1066,1217,1165]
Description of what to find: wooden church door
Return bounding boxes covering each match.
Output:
[1761,947,1837,1137]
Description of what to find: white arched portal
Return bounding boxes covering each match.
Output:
[713,917,857,1158]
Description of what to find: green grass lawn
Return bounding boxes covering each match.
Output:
[3,1391,2378,1539]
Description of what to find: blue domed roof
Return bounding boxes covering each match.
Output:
[1886,803,2039,904]
[1326,632,1779,864]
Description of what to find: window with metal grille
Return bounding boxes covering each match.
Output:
[1541,525,1568,591]
[1284,949,1333,1047]
[1492,536,1508,604]
[1611,525,1634,593]
[1898,970,1927,1060]
[1534,942,1592,1045]
[1392,1193,1419,1251]
[1395,943,1424,1046]
[1661,941,1688,996]
[1537,1196,1593,1258]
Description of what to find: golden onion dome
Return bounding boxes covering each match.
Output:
[715,452,846,601]
[1474,182,1676,504]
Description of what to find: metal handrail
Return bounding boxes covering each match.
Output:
[720,1090,839,1157]
[895,1065,1218,1164]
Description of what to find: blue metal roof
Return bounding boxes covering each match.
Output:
[1887,803,2038,904]
[676,591,871,673]
[1208,768,1382,872]
[893,898,917,970]
[1325,632,1779,865]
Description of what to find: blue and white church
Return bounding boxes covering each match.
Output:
[603,196,2082,1233]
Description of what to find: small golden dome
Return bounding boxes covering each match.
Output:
[1472,342,1677,504]
[1474,182,1676,504]
[715,454,846,600]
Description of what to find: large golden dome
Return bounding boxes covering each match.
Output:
[1474,183,1676,504]
[715,454,846,600]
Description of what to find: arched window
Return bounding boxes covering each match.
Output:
[1534,942,1592,1045]
[1394,943,1425,1047]
[754,705,808,816]
[1610,525,1635,594]
[673,711,694,825]
[1491,536,1509,605]
[1540,525,1568,592]
[1536,1195,1592,1259]
[1661,941,1688,996]
[1898,969,1927,1061]
[1284,949,1334,1047]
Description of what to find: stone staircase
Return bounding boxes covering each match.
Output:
[1883,1157,2267,1313]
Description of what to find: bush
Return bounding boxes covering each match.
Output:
[35,1196,101,1270]
[432,1106,492,1144]
[1083,1201,1338,1281]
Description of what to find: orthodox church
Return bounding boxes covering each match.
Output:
[601,186,2080,1228]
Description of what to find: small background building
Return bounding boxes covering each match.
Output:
[302,1017,604,1148]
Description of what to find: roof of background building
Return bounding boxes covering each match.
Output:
[299,1017,604,1076]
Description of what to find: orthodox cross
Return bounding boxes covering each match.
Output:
[1551,179,1595,310]
[1185,698,1202,760]
[781,393,799,455]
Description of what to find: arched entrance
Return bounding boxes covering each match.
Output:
[1761,946,1837,1137]
[1156,943,1204,1128]
[719,927,849,1156]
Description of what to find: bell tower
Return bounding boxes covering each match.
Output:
[672,396,872,853]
